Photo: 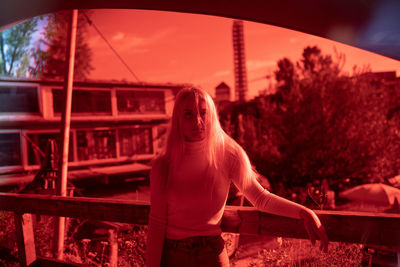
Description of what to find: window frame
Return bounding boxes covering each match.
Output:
[0,129,24,173]
[117,125,155,159]
[0,81,42,118]
[115,88,166,115]
[22,129,76,170]
[51,86,113,117]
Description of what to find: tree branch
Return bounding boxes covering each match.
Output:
[8,24,29,75]
[0,32,6,74]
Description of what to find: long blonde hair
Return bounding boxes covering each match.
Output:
[157,87,255,188]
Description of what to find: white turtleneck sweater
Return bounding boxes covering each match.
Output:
[146,140,305,266]
[166,140,231,239]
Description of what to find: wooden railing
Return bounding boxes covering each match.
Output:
[1,192,400,266]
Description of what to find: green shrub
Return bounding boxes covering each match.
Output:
[231,237,362,267]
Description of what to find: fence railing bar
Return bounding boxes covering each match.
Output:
[1,192,400,249]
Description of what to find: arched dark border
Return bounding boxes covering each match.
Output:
[0,0,399,60]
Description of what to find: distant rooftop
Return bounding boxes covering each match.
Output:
[359,71,398,81]
[0,76,192,90]
[216,82,230,89]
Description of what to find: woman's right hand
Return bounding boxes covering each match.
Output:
[299,208,329,252]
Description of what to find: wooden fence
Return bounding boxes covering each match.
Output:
[1,192,400,266]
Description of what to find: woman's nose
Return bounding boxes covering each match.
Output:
[194,114,203,127]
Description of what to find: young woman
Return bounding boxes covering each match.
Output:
[146,87,328,266]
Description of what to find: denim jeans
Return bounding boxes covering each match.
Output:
[161,235,230,267]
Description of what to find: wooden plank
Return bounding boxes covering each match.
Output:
[317,210,400,250]
[222,206,400,250]
[0,193,150,225]
[36,256,87,266]
[0,173,35,187]
[89,163,151,175]
[14,213,36,267]
[2,193,400,249]
[108,229,118,267]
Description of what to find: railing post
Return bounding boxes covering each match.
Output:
[108,229,118,267]
[397,253,400,267]
[14,213,36,267]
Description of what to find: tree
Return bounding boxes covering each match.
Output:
[0,18,39,76]
[274,57,295,96]
[30,10,93,80]
[221,45,400,192]
[280,47,400,187]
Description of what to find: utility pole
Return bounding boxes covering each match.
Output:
[53,9,78,260]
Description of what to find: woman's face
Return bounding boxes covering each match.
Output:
[180,96,207,142]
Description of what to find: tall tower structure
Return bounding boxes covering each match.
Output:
[232,20,248,102]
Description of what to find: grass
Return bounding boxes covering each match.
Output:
[0,209,365,267]
[0,211,148,266]
[230,237,363,267]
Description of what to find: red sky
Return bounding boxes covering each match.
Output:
[87,9,400,99]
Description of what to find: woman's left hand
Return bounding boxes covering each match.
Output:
[299,208,329,252]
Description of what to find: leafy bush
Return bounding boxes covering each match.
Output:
[231,237,362,267]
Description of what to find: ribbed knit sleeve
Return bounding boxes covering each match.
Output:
[146,158,168,267]
[229,150,304,219]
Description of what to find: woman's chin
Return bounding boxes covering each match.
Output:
[186,134,205,142]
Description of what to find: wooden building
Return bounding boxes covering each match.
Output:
[0,78,187,189]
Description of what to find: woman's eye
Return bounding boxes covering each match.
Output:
[200,111,206,118]
[184,112,192,118]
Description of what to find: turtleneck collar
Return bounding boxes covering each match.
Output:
[184,139,207,154]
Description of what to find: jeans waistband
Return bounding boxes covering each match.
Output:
[165,235,222,249]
